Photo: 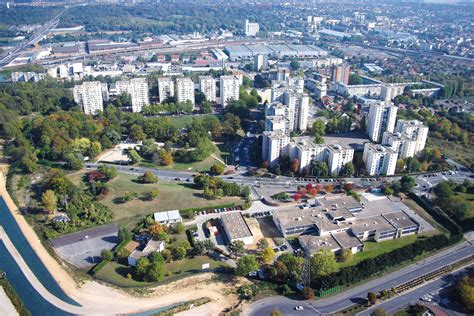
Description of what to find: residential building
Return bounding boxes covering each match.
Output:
[395,120,429,154]
[245,19,259,37]
[363,143,398,176]
[73,81,108,115]
[116,78,149,112]
[283,92,309,132]
[221,212,253,245]
[220,75,240,107]
[380,84,405,101]
[367,101,398,142]
[382,132,417,159]
[153,210,182,226]
[254,53,268,71]
[199,76,216,102]
[326,143,354,175]
[158,77,175,103]
[176,77,195,107]
[330,64,351,85]
[127,239,165,266]
[262,130,290,167]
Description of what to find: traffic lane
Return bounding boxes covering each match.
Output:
[247,297,320,316]
[316,245,474,313]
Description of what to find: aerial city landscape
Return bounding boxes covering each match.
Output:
[0,0,473,315]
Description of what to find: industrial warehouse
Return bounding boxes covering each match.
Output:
[224,44,328,60]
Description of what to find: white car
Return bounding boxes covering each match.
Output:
[294,306,304,311]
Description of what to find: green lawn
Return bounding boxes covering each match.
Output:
[427,137,474,169]
[69,173,244,223]
[401,197,449,235]
[337,235,419,269]
[140,146,227,172]
[95,256,227,288]
[452,192,474,219]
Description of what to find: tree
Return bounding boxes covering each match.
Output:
[42,190,57,213]
[210,163,225,175]
[349,74,363,85]
[340,162,355,176]
[271,309,283,316]
[326,184,334,193]
[260,247,276,264]
[229,240,245,255]
[367,292,377,305]
[173,222,185,234]
[257,238,269,251]
[382,186,394,196]
[292,159,300,174]
[145,261,165,282]
[395,159,405,173]
[434,181,454,200]
[118,227,132,241]
[290,59,300,70]
[98,164,117,180]
[138,171,158,183]
[128,149,141,164]
[148,190,159,200]
[136,257,150,277]
[371,308,387,316]
[171,246,186,260]
[310,161,328,177]
[101,249,113,261]
[457,275,474,312]
[338,249,353,262]
[65,152,84,170]
[130,124,146,141]
[302,287,315,300]
[310,249,337,277]
[149,222,165,237]
[163,151,173,166]
[400,176,416,192]
[236,255,259,276]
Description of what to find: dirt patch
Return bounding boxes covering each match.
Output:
[244,217,280,249]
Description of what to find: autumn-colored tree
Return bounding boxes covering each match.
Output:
[367,292,377,305]
[260,247,276,264]
[148,190,159,200]
[292,158,300,174]
[42,190,57,214]
[433,147,442,161]
[262,160,270,169]
[326,184,334,193]
[163,151,173,166]
[149,222,165,237]
[344,183,354,192]
[302,287,315,300]
[316,184,323,192]
[305,183,313,190]
[299,188,307,196]
[294,193,302,201]
[309,187,318,197]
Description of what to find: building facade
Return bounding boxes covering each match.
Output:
[176,77,195,107]
[395,119,429,154]
[245,20,259,37]
[220,75,240,107]
[363,143,398,176]
[330,64,351,85]
[158,77,175,103]
[367,101,398,142]
[73,81,108,115]
[199,76,216,102]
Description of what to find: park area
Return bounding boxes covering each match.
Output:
[68,172,245,225]
[95,256,227,287]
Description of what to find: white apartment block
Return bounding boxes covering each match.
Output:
[395,120,429,154]
[363,143,398,176]
[382,132,417,159]
[245,19,259,37]
[326,143,354,175]
[116,78,149,113]
[73,81,108,115]
[220,76,240,107]
[262,130,290,167]
[265,115,289,134]
[199,76,216,102]
[176,77,195,107]
[158,77,175,103]
[367,101,398,142]
[380,84,405,102]
[283,91,309,132]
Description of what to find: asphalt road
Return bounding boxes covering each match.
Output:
[360,266,472,316]
[243,243,474,316]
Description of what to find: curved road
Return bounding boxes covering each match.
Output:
[243,242,474,316]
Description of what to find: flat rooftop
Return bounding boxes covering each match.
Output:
[323,131,371,151]
[221,212,253,240]
[383,211,419,229]
[333,231,363,249]
[51,223,118,248]
[299,234,341,254]
[350,215,395,234]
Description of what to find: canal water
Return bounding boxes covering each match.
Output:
[0,197,78,315]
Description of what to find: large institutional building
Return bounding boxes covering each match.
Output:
[220,75,240,107]
[73,81,109,115]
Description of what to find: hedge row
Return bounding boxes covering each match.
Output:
[0,274,31,316]
[90,236,132,275]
